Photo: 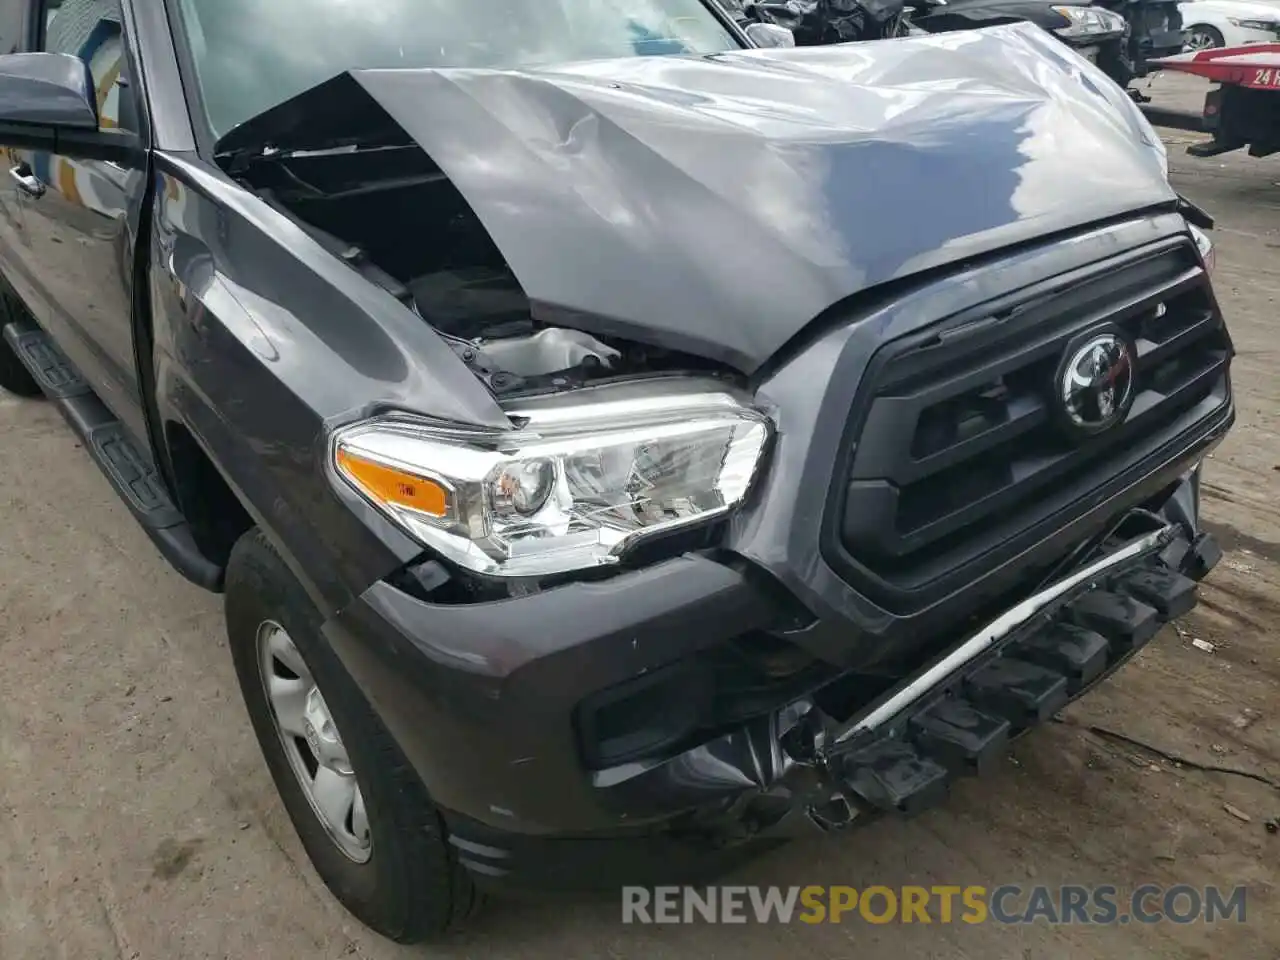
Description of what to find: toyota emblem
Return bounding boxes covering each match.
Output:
[1055,329,1136,439]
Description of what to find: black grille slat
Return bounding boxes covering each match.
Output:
[1136,349,1227,414]
[892,353,1225,547]
[856,386,1050,485]
[876,245,1197,395]
[1135,308,1217,370]
[904,391,1048,484]
[830,238,1232,607]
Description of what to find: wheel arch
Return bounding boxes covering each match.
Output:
[162,418,254,573]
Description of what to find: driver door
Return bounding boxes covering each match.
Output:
[2,0,149,441]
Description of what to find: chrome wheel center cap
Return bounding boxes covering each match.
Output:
[302,687,353,776]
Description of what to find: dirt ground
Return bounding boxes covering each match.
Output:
[1,71,1278,959]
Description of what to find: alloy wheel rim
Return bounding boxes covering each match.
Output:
[1185,30,1218,50]
[257,620,372,863]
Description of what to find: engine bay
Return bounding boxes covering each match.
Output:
[232,142,727,397]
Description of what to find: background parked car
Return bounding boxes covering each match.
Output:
[724,0,1180,90]
[905,0,1130,76]
[912,0,1185,86]
[1178,0,1280,47]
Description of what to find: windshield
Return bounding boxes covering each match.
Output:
[173,0,742,139]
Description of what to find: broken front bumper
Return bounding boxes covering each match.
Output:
[668,513,1219,837]
[448,512,1219,890]
[325,466,1221,891]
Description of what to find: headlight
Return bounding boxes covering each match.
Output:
[1229,17,1278,29]
[1189,223,1215,275]
[1052,5,1126,38]
[332,381,771,577]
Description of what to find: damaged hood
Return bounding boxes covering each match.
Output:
[219,24,1174,374]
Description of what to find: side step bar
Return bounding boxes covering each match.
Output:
[3,320,223,591]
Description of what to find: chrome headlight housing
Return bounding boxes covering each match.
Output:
[1052,5,1127,38]
[332,381,771,577]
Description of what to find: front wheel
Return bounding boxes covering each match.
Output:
[1185,25,1224,50]
[224,529,477,942]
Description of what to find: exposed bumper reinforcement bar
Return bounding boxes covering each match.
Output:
[760,515,1220,830]
[831,522,1177,748]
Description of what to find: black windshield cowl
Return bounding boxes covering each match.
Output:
[214,72,412,174]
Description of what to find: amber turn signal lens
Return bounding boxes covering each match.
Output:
[335,448,449,517]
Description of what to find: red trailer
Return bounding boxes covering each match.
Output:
[1142,44,1280,158]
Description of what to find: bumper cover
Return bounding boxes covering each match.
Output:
[455,512,1220,889]
[322,552,788,835]
[324,467,1222,890]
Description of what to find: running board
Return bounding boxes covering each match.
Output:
[3,320,223,591]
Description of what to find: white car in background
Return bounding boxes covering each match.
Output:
[1178,0,1280,48]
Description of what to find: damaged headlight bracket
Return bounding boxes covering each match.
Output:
[330,380,772,578]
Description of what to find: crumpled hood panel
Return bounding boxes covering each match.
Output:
[351,24,1173,373]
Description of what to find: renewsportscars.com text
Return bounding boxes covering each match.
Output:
[621,884,1248,925]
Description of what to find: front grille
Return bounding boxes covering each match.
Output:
[829,236,1231,612]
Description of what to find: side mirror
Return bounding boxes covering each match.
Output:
[0,52,99,129]
[745,22,798,47]
[0,51,134,163]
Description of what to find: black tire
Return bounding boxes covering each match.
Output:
[0,296,42,398]
[224,529,477,942]
[1186,25,1224,50]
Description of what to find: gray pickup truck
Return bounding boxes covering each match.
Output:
[0,0,1231,944]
